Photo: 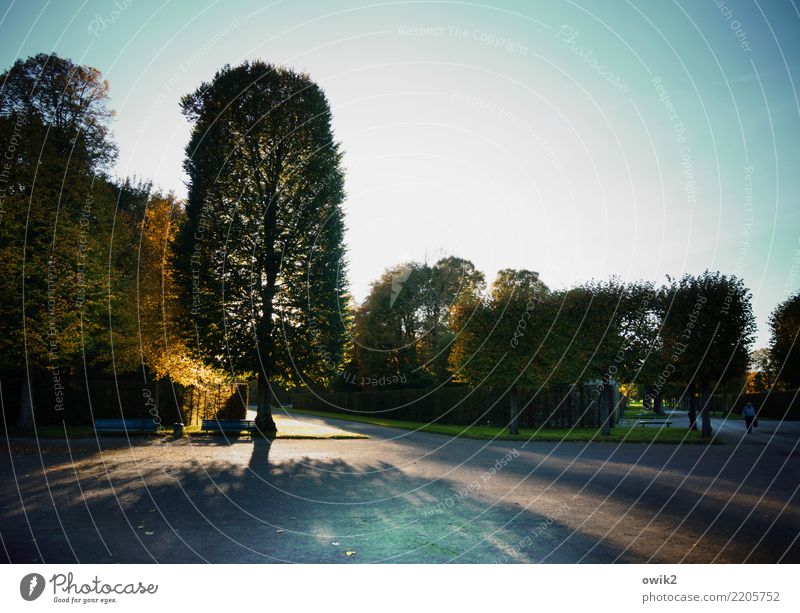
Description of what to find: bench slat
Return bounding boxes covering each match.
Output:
[95,418,156,433]
[637,420,673,428]
[201,419,255,432]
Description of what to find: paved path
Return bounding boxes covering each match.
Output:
[270,411,368,438]
[1,412,798,563]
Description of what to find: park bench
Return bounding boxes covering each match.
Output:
[201,419,256,434]
[94,418,157,434]
[637,420,673,428]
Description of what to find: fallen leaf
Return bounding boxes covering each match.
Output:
[332,541,340,546]
[145,531,154,536]
[345,551,356,557]
[276,529,285,534]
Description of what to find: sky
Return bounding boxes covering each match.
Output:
[1,0,798,346]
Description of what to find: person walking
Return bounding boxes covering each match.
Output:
[742,402,756,434]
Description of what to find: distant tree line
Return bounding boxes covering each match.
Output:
[1,53,798,438]
[345,259,773,438]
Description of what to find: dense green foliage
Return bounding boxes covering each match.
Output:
[349,257,484,388]
[0,53,771,440]
[768,292,800,389]
[0,54,134,394]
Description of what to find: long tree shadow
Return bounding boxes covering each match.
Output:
[297,421,800,563]
[0,437,632,563]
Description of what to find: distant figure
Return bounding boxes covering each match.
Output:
[742,402,756,434]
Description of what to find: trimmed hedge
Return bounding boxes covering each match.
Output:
[291,384,611,429]
[2,370,248,429]
[732,390,799,420]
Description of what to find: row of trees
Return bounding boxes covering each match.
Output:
[0,54,233,428]
[2,53,797,437]
[0,54,349,435]
[346,259,775,438]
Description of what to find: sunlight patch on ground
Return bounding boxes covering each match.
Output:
[272,413,369,440]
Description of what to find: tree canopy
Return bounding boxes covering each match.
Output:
[177,60,349,432]
[768,292,800,389]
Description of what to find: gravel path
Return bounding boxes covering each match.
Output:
[1,412,798,563]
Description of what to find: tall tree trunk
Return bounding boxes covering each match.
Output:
[17,371,35,431]
[687,387,698,431]
[653,393,664,415]
[600,384,612,436]
[700,380,713,439]
[255,371,277,435]
[509,386,519,435]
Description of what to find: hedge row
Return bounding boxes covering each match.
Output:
[1,371,248,429]
[290,384,615,429]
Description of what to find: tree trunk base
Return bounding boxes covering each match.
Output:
[509,386,519,435]
[255,413,277,436]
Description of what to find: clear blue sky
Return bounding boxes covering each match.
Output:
[1,0,799,346]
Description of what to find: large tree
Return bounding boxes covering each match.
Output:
[449,269,549,434]
[0,53,134,427]
[768,292,800,390]
[351,261,430,387]
[0,53,117,169]
[659,272,755,437]
[178,61,348,434]
[556,280,630,434]
[350,257,484,387]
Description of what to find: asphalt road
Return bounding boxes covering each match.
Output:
[1,412,798,563]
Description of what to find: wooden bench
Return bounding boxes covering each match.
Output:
[637,420,673,428]
[201,419,256,434]
[94,418,156,434]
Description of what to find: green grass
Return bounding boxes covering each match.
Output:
[3,425,97,439]
[623,409,658,419]
[288,408,717,444]
[3,424,194,439]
